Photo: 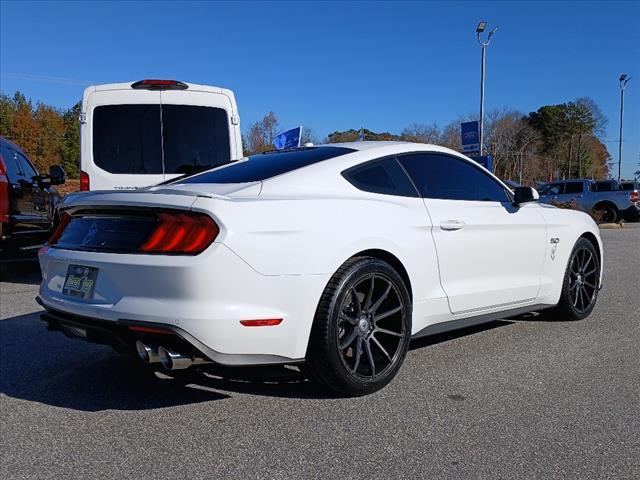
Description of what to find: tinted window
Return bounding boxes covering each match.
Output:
[593,181,614,192]
[93,105,163,174]
[619,182,639,191]
[161,105,230,174]
[0,146,23,182]
[563,182,583,194]
[177,147,355,184]
[538,183,563,195]
[16,152,38,178]
[93,104,231,176]
[399,153,510,202]
[344,158,418,197]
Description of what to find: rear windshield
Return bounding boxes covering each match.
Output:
[93,104,231,175]
[175,147,355,184]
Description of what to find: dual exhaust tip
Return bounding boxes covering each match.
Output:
[136,340,209,370]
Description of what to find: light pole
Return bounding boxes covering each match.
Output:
[618,74,631,181]
[476,21,498,156]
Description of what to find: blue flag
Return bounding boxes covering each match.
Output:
[274,126,302,150]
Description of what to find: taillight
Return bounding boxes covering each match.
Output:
[80,171,90,191]
[131,79,188,90]
[630,191,639,204]
[140,212,219,254]
[47,212,71,245]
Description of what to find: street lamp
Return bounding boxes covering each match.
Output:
[618,74,631,181]
[477,21,498,157]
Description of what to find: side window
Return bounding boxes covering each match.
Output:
[0,146,24,182]
[563,182,583,194]
[343,157,418,197]
[16,152,38,179]
[398,153,510,202]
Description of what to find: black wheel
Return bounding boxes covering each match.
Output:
[593,203,618,223]
[545,238,600,321]
[306,256,411,396]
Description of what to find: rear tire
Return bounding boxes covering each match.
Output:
[544,237,600,321]
[306,257,412,396]
[592,203,618,224]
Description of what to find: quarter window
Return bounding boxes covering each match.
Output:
[398,153,510,202]
[343,158,418,197]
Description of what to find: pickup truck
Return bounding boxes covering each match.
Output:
[0,136,66,257]
[538,179,639,223]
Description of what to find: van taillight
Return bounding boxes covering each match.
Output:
[140,212,219,254]
[631,191,639,204]
[131,79,188,91]
[80,171,90,191]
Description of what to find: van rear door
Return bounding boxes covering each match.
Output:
[83,82,238,191]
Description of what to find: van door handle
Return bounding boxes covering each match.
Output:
[440,220,466,231]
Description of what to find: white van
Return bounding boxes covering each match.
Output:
[79,79,243,191]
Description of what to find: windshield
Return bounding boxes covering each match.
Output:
[92,104,231,175]
[174,147,355,184]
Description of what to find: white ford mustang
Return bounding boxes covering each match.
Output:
[38,142,603,395]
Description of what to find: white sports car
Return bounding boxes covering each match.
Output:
[38,142,603,395]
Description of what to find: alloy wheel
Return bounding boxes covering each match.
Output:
[336,274,406,380]
[568,246,598,313]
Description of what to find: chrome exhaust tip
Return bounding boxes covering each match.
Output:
[136,340,160,364]
[158,346,193,370]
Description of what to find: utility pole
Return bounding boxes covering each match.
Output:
[476,22,498,156]
[618,74,631,181]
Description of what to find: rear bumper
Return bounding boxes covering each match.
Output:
[38,300,303,366]
[37,242,330,362]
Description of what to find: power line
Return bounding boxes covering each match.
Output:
[1,72,95,86]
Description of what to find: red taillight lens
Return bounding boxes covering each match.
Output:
[80,171,90,191]
[240,319,283,327]
[131,79,188,90]
[630,191,639,204]
[140,212,219,254]
[47,212,71,245]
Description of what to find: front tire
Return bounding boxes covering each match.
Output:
[306,257,412,396]
[545,237,600,321]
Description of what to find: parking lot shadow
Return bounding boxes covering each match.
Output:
[1,312,524,408]
[0,312,231,411]
[0,258,42,285]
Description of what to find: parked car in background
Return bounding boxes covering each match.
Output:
[79,79,243,191]
[538,179,639,223]
[38,142,603,396]
[0,137,66,256]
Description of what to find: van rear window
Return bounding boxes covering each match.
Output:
[92,104,231,175]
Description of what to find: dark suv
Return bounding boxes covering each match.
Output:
[0,137,65,256]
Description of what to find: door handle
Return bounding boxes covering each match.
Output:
[440,220,466,231]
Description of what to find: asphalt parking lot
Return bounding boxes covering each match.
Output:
[1,226,639,480]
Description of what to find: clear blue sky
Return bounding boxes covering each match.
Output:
[1,0,639,178]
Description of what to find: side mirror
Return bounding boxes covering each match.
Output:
[514,186,539,205]
[48,165,66,185]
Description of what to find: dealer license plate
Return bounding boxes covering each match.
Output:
[62,265,98,299]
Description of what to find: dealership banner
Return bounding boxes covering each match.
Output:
[460,121,480,154]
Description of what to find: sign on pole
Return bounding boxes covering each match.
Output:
[471,155,493,172]
[274,126,302,150]
[460,121,480,155]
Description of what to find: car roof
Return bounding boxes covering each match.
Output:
[0,136,26,155]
